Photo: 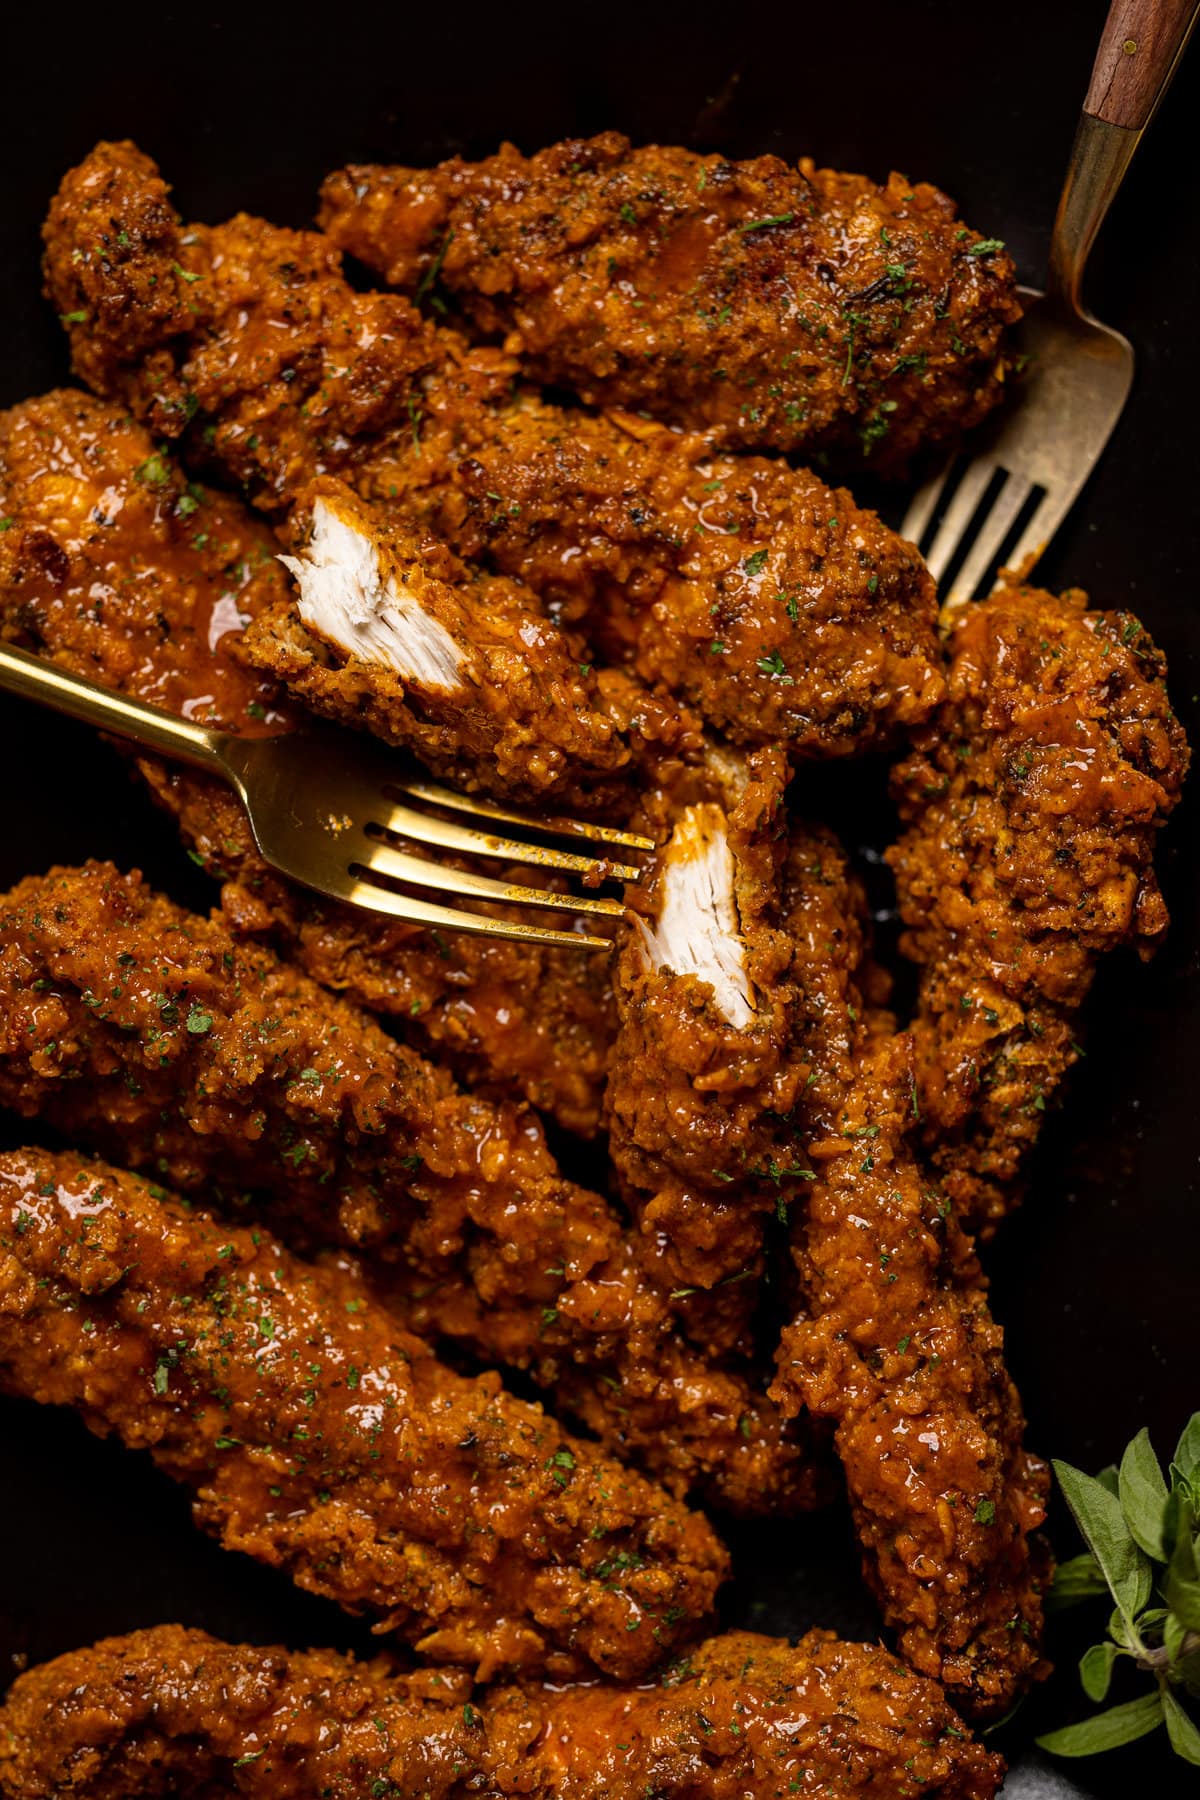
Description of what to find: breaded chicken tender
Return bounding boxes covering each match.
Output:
[0,1150,725,1679]
[44,142,944,760]
[606,747,811,1357]
[240,476,636,811]
[0,387,617,1135]
[44,140,449,507]
[319,133,1022,469]
[772,834,1049,1719]
[887,585,1189,1230]
[0,1624,1004,1800]
[381,403,943,756]
[0,861,819,1517]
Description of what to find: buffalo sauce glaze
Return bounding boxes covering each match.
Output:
[0,387,288,733]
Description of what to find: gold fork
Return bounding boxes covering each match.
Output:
[0,640,648,950]
[902,0,1198,607]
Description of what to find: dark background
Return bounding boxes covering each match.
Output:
[0,3,1196,1793]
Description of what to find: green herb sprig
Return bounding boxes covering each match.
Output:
[1037,1413,1200,1766]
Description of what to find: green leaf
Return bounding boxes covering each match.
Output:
[1164,1511,1200,1631]
[1037,1689,1163,1758]
[1163,1688,1200,1765]
[1120,1427,1169,1560]
[1048,1551,1109,1610]
[1096,1463,1120,1496]
[1164,1486,1191,1559]
[1175,1414,1200,1484]
[1054,1457,1153,1634]
[1079,1642,1118,1702]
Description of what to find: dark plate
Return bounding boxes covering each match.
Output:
[0,4,1196,1794]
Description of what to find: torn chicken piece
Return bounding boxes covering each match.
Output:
[0,1624,1005,1800]
[0,387,617,1134]
[887,584,1189,1232]
[0,861,822,1517]
[771,832,1050,1719]
[280,483,468,683]
[44,142,944,760]
[607,748,817,1358]
[319,134,1022,471]
[0,1149,724,1679]
[641,804,754,1031]
[243,476,633,811]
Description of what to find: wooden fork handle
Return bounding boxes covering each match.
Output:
[1085,0,1199,131]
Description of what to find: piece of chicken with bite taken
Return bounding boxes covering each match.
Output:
[244,476,645,813]
[607,746,816,1360]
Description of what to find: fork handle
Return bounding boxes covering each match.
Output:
[1049,0,1199,310]
[0,639,230,775]
[1085,0,1199,129]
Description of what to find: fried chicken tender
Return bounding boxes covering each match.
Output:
[0,861,818,1516]
[44,143,944,759]
[379,403,943,756]
[0,1150,724,1679]
[319,132,1022,468]
[771,832,1049,1718]
[0,387,616,1135]
[606,747,810,1357]
[44,141,450,509]
[239,476,635,811]
[887,585,1189,1232]
[0,1625,1005,1800]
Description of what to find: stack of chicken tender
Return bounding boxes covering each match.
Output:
[0,132,1187,1800]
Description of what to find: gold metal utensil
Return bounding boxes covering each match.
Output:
[902,0,1199,607]
[0,640,649,949]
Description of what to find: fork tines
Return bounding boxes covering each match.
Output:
[902,457,1052,610]
[353,778,651,950]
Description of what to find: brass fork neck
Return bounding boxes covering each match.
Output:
[1046,112,1141,317]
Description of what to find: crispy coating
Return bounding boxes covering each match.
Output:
[319,132,1022,468]
[887,586,1189,1231]
[239,476,636,811]
[0,387,616,1134]
[779,823,900,1122]
[44,143,944,759]
[0,860,818,1516]
[606,748,808,1356]
[0,1625,1004,1800]
[0,1150,725,1679]
[771,834,1049,1718]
